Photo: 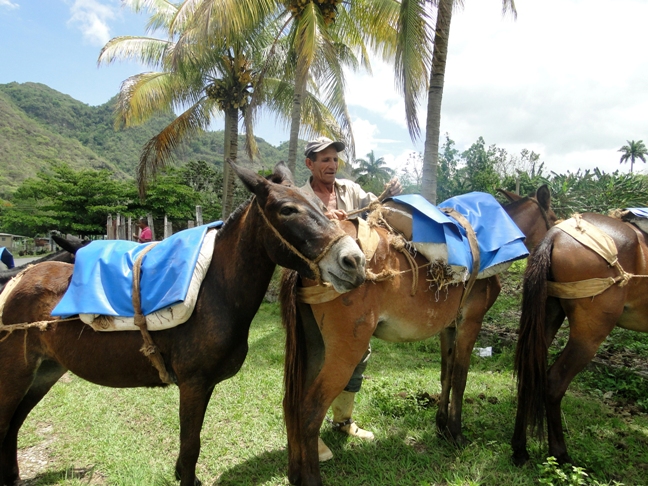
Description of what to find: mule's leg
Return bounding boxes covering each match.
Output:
[436,326,456,436]
[175,381,215,486]
[545,303,619,465]
[296,357,364,486]
[1,360,66,485]
[511,297,565,466]
[440,279,500,445]
[294,304,375,486]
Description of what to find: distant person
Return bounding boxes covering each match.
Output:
[133,218,152,243]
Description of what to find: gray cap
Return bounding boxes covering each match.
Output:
[304,136,345,157]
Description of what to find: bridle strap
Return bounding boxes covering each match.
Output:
[253,197,346,286]
[529,196,553,230]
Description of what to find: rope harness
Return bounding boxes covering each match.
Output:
[299,201,481,323]
[254,197,346,287]
[547,214,648,299]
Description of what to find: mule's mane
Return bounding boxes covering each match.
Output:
[212,197,253,244]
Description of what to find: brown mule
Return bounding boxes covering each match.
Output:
[281,188,556,486]
[512,211,648,466]
[0,162,366,486]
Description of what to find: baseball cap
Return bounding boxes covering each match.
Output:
[304,136,345,157]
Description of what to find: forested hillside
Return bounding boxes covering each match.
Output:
[0,82,309,198]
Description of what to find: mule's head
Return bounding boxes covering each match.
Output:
[230,161,366,293]
[499,184,558,251]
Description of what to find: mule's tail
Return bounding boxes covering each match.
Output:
[514,235,554,439]
[280,269,305,443]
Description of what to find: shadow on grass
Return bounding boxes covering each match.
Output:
[18,466,101,485]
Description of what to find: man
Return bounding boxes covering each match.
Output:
[301,136,402,461]
[133,217,152,243]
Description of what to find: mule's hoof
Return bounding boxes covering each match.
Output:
[512,449,530,467]
[318,437,333,462]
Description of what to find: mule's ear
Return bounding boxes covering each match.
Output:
[274,161,294,184]
[228,159,270,200]
[536,184,551,210]
[497,188,521,202]
[51,234,85,255]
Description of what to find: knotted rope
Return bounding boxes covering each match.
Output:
[131,241,175,385]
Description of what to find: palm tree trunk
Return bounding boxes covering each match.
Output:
[287,56,308,175]
[422,0,453,204]
[221,108,239,219]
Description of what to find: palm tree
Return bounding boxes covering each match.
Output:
[353,150,394,195]
[395,0,516,203]
[618,140,648,173]
[99,0,352,218]
[186,0,400,173]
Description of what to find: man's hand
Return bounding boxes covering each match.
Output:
[325,209,348,221]
[384,177,403,197]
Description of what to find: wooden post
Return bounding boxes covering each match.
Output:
[116,213,126,240]
[128,217,133,242]
[107,214,115,240]
[147,213,155,241]
[196,206,203,226]
[164,215,172,239]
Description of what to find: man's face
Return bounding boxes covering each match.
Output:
[306,146,339,185]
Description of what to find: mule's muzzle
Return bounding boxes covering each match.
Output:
[319,235,366,293]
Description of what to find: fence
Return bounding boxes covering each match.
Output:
[106,206,204,241]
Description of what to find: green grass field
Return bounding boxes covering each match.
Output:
[15,276,648,485]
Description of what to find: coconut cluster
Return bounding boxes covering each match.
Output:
[205,55,254,111]
[288,0,343,25]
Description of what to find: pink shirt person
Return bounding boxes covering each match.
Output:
[134,218,152,243]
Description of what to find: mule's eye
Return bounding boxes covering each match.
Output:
[280,206,298,216]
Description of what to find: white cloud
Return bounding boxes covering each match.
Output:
[0,0,19,9]
[67,0,116,46]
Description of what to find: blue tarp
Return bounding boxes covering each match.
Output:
[391,192,528,274]
[0,247,14,269]
[52,221,222,318]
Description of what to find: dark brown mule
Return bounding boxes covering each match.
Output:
[512,211,648,466]
[0,163,366,486]
[281,189,556,486]
[0,235,87,292]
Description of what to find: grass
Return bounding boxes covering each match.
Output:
[16,297,648,486]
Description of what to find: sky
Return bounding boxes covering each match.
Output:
[1,0,648,177]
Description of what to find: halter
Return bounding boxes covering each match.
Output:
[254,197,346,286]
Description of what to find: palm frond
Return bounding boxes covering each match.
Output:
[138,96,217,197]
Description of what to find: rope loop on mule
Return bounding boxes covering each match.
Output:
[131,242,175,385]
[254,197,346,286]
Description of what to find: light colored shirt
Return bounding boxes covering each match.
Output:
[301,178,377,218]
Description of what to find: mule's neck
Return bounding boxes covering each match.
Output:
[209,201,278,323]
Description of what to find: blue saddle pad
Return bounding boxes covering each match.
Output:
[626,208,648,218]
[0,247,14,269]
[52,221,222,318]
[391,192,528,273]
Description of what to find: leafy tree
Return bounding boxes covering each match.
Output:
[1,163,128,236]
[353,150,394,195]
[460,136,501,194]
[618,140,648,173]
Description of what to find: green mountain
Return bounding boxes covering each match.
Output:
[0,82,312,198]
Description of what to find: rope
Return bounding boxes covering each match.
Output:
[0,317,78,343]
[254,197,346,286]
[130,242,175,385]
[440,207,481,318]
